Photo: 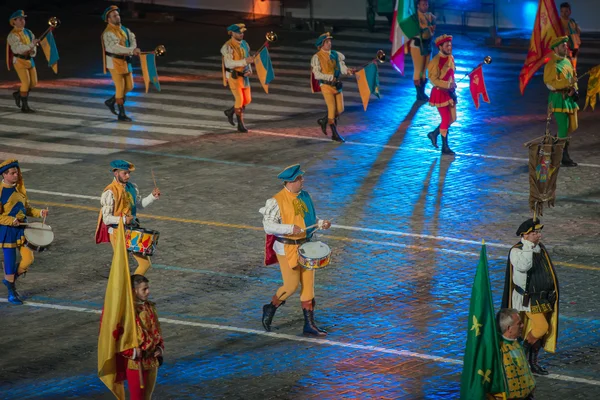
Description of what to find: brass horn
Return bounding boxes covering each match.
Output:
[154,45,167,57]
[48,16,61,28]
[265,31,278,43]
[376,49,386,63]
[483,55,492,65]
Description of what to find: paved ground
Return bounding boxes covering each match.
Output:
[1,3,600,399]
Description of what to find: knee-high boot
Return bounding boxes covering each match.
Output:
[329,119,345,143]
[561,140,578,167]
[441,132,455,155]
[117,103,132,122]
[224,106,235,126]
[262,295,285,332]
[12,91,21,108]
[420,78,430,101]
[427,125,440,148]
[105,95,117,115]
[527,339,549,375]
[302,299,327,336]
[3,279,23,305]
[21,95,34,113]
[235,107,248,132]
[317,113,328,135]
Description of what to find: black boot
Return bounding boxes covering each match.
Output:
[104,96,117,115]
[224,106,235,126]
[317,114,328,135]
[302,300,327,337]
[529,341,549,375]
[420,78,430,101]
[330,123,345,143]
[12,91,21,108]
[262,296,285,332]
[235,108,248,133]
[21,96,34,113]
[441,133,455,155]
[117,104,132,122]
[561,140,578,167]
[2,279,23,305]
[427,125,440,148]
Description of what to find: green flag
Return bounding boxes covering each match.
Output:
[460,244,507,399]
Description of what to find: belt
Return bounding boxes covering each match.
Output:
[105,52,132,62]
[14,54,31,60]
[275,237,309,245]
[514,285,527,295]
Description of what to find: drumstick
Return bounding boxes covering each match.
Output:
[42,207,48,225]
[151,168,158,189]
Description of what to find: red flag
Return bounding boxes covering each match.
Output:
[469,65,490,109]
[519,0,565,94]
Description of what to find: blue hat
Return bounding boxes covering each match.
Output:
[227,23,247,34]
[277,164,304,181]
[315,32,333,48]
[102,5,120,22]
[0,159,19,175]
[9,10,26,24]
[110,159,135,172]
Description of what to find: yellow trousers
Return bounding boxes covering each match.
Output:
[228,77,252,108]
[110,233,151,275]
[275,254,315,302]
[525,311,550,340]
[410,46,430,81]
[15,64,38,94]
[109,69,134,103]
[321,84,344,120]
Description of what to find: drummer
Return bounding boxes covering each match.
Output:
[1,159,48,305]
[95,160,160,276]
[259,164,332,337]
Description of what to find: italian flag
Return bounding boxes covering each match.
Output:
[390,0,411,75]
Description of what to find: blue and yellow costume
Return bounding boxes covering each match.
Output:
[6,10,37,113]
[1,159,42,305]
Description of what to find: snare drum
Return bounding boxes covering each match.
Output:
[24,222,55,252]
[125,227,160,256]
[298,241,331,270]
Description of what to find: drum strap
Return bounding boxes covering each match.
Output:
[275,237,309,245]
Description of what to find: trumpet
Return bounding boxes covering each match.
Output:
[356,49,386,71]
[255,31,278,55]
[483,55,493,65]
[37,16,61,43]
[141,45,167,57]
[456,55,492,83]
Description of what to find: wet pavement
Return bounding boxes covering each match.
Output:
[1,4,600,399]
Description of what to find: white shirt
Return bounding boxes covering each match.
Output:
[8,30,37,63]
[102,26,137,70]
[220,41,252,79]
[310,50,349,82]
[100,179,156,233]
[509,238,540,312]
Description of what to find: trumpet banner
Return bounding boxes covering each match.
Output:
[469,65,490,109]
[356,63,380,111]
[255,46,275,94]
[40,31,59,74]
[527,138,565,215]
[140,53,161,93]
[584,65,600,110]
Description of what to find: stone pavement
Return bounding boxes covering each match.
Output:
[1,7,600,400]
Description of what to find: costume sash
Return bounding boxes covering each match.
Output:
[223,38,250,87]
[6,28,35,70]
[316,50,341,81]
[95,180,137,243]
[101,24,131,74]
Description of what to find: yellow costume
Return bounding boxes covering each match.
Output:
[6,10,37,113]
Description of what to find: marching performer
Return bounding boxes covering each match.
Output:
[312,32,355,143]
[410,0,436,101]
[102,5,140,122]
[501,218,560,376]
[7,10,39,113]
[221,23,255,133]
[560,2,582,70]
[120,274,164,400]
[259,164,332,336]
[544,36,579,167]
[95,160,160,276]
[1,159,49,305]
[427,34,456,155]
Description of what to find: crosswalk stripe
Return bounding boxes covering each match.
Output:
[0,151,80,165]
[1,137,120,155]
[0,125,168,147]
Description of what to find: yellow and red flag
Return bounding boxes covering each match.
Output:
[584,65,600,110]
[98,219,139,399]
[469,65,490,109]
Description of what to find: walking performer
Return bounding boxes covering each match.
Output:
[426,34,457,155]
[410,0,436,101]
[222,23,255,133]
[6,10,39,113]
[102,5,141,122]
[311,32,356,143]
[560,2,582,71]
[501,218,559,376]
[1,159,49,305]
[259,164,332,336]
[544,36,579,167]
[95,160,160,276]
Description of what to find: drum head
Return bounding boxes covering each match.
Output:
[299,241,331,258]
[24,223,54,246]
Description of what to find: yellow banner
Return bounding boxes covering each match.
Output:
[584,65,600,110]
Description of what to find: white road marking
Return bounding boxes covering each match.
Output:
[0,152,81,165]
[1,137,120,155]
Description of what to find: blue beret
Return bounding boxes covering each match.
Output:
[315,32,333,48]
[9,10,27,23]
[277,164,304,181]
[110,159,135,172]
[102,5,120,22]
[227,23,247,34]
[0,159,19,175]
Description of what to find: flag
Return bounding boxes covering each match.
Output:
[356,63,381,111]
[40,31,59,74]
[140,53,161,93]
[527,134,564,215]
[460,244,507,399]
[255,46,275,94]
[469,65,490,109]
[98,219,139,399]
[390,0,411,75]
[519,0,564,94]
[584,64,600,110]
